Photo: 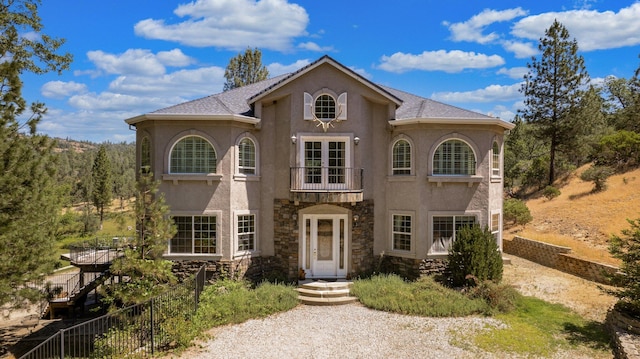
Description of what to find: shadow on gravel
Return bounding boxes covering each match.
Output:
[563,320,612,351]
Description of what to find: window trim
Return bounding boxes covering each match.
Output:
[491,140,501,179]
[166,213,221,259]
[163,131,221,184]
[234,210,259,257]
[491,211,502,250]
[234,133,260,180]
[168,135,217,174]
[428,134,481,187]
[390,136,413,176]
[429,211,480,255]
[389,211,414,256]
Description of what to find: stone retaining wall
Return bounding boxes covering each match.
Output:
[503,236,618,285]
[607,309,640,359]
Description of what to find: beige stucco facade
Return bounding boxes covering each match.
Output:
[126,56,515,280]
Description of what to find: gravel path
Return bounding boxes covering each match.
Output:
[184,303,501,359]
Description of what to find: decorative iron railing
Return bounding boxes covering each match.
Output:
[20,265,206,359]
[290,167,363,192]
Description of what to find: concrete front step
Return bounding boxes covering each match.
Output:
[297,280,356,306]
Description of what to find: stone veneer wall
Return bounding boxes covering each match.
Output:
[273,199,375,280]
[378,256,449,280]
[171,256,288,284]
[503,236,618,285]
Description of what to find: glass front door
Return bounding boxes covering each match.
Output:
[301,138,348,190]
[301,214,348,278]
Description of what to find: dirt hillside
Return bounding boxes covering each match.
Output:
[507,166,640,265]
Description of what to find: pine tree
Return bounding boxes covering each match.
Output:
[92,145,112,225]
[0,0,72,308]
[223,48,269,91]
[520,20,590,185]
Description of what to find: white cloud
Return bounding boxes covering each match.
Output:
[501,40,538,59]
[349,66,372,80]
[41,81,87,99]
[378,50,505,73]
[444,8,528,44]
[512,3,640,51]
[87,49,194,76]
[297,42,335,52]
[108,66,226,96]
[497,67,529,80]
[267,59,310,76]
[134,0,309,51]
[431,82,523,103]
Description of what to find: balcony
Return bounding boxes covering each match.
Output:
[290,167,363,203]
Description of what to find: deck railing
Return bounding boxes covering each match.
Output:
[20,265,206,359]
[290,167,363,192]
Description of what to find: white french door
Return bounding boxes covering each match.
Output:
[300,137,350,190]
[301,214,348,278]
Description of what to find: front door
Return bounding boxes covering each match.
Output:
[301,214,348,278]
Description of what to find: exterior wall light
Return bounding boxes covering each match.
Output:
[291,135,297,144]
[354,136,360,145]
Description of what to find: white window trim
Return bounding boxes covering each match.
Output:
[390,135,414,176]
[427,134,481,187]
[491,210,502,250]
[234,133,261,180]
[165,211,222,260]
[388,210,415,257]
[234,210,260,257]
[304,89,347,121]
[428,211,480,255]
[163,130,220,184]
[491,140,502,179]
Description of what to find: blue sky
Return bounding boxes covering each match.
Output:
[20,0,640,143]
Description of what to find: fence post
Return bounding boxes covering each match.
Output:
[150,298,155,355]
[59,329,65,359]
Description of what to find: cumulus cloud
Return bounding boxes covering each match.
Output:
[134,0,309,51]
[431,82,523,103]
[87,48,194,76]
[378,50,505,73]
[267,59,311,76]
[496,67,529,80]
[41,81,87,99]
[512,3,640,51]
[501,40,538,59]
[444,7,528,44]
[297,41,335,52]
[108,66,226,96]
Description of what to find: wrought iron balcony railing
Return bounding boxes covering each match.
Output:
[290,167,363,192]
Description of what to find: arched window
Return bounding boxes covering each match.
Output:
[170,136,216,174]
[433,140,476,175]
[392,139,411,175]
[492,141,500,177]
[140,136,151,173]
[238,137,256,175]
[314,94,336,119]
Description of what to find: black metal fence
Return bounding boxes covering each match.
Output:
[20,265,206,359]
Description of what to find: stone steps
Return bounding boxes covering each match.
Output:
[297,281,357,306]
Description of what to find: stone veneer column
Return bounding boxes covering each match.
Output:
[273,199,375,280]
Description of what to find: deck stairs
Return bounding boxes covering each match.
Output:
[297,280,357,306]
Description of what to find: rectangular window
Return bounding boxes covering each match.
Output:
[237,214,256,251]
[492,142,501,177]
[491,212,500,239]
[392,214,412,251]
[431,215,476,254]
[170,216,216,254]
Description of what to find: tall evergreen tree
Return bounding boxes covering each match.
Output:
[223,48,269,91]
[520,20,590,185]
[0,0,72,308]
[92,145,112,225]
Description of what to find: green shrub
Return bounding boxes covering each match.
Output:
[580,165,614,192]
[466,280,519,314]
[593,130,640,170]
[503,198,533,227]
[542,185,561,200]
[447,225,503,287]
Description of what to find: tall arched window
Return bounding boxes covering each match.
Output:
[392,139,411,175]
[170,136,217,174]
[492,141,500,177]
[140,136,151,173]
[433,140,476,175]
[238,137,256,175]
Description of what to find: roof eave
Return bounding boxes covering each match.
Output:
[125,113,260,126]
[389,117,516,130]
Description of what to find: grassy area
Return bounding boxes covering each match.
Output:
[353,274,611,358]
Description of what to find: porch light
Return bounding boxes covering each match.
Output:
[291,135,297,144]
[354,136,360,145]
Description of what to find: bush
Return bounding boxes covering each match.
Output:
[542,186,561,200]
[580,165,614,192]
[593,130,640,170]
[466,280,519,314]
[503,198,533,227]
[608,218,640,318]
[447,225,503,287]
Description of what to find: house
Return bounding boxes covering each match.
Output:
[125,55,515,281]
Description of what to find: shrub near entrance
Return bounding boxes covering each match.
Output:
[447,225,503,287]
